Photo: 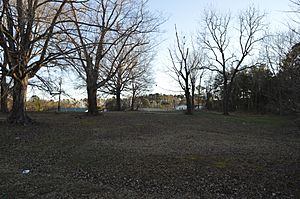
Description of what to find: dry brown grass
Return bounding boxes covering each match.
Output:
[0,111,299,198]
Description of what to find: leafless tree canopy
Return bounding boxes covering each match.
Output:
[0,0,76,123]
[101,42,154,111]
[198,6,266,115]
[289,0,300,32]
[169,26,204,114]
[261,30,299,75]
[0,0,162,121]
[62,0,162,114]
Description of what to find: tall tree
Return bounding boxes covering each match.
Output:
[169,27,201,114]
[102,39,154,111]
[128,53,154,111]
[198,7,266,115]
[0,0,72,124]
[65,0,161,114]
[188,48,204,110]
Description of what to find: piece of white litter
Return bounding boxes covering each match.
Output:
[22,169,30,174]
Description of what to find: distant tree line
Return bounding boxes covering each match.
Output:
[20,93,186,112]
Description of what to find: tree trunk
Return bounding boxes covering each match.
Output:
[1,72,9,113]
[223,80,229,115]
[223,94,229,115]
[86,70,99,115]
[184,77,192,115]
[116,87,121,111]
[131,89,136,111]
[7,77,32,124]
[87,85,98,115]
[191,83,195,111]
[185,90,192,115]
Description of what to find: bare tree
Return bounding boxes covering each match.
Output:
[288,0,300,35]
[0,0,75,124]
[188,47,204,110]
[64,0,162,114]
[102,42,154,111]
[262,30,298,75]
[128,52,154,111]
[198,7,266,115]
[169,27,201,114]
[102,46,138,111]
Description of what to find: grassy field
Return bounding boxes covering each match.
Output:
[0,111,299,198]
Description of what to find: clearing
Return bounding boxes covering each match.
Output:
[0,111,299,198]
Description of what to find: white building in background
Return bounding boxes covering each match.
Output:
[175,105,187,110]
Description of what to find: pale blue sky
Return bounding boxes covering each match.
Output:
[149,0,290,31]
[149,0,292,94]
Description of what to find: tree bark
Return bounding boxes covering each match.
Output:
[87,85,98,115]
[185,92,192,114]
[1,72,9,113]
[184,77,193,115]
[223,80,229,115]
[116,87,121,111]
[223,95,229,115]
[86,70,99,115]
[197,87,201,109]
[131,89,136,111]
[191,83,195,111]
[185,89,192,115]
[7,77,32,124]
